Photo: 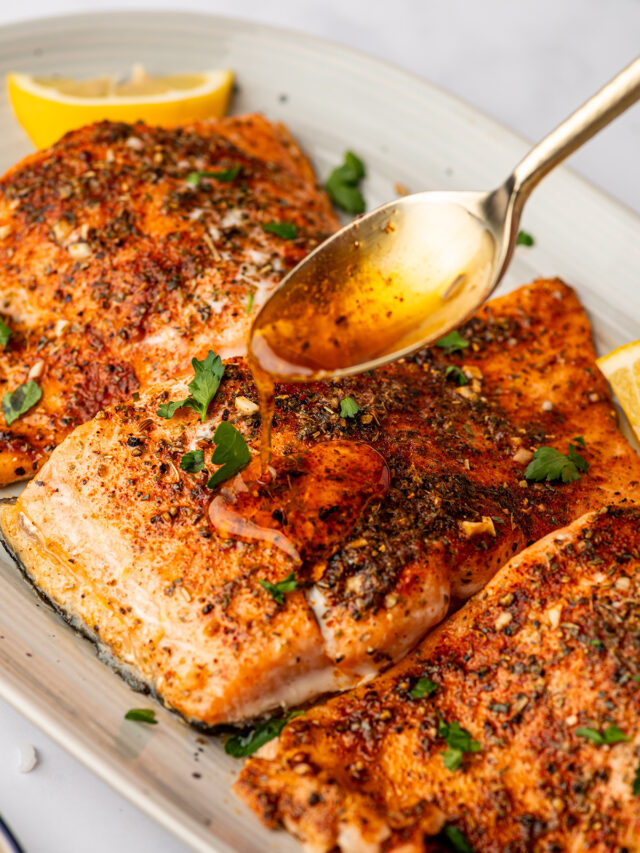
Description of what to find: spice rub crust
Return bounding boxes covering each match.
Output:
[2,279,639,726]
[0,114,338,485]
[236,504,640,852]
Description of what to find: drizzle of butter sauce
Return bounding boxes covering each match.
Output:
[208,441,389,565]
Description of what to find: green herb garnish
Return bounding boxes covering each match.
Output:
[186,165,241,187]
[0,318,11,348]
[445,365,468,386]
[325,151,366,214]
[632,675,640,684]
[259,571,298,605]
[576,724,630,745]
[246,290,254,314]
[180,449,205,473]
[157,351,225,422]
[438,717,481,771]
[436,330,469,354]
[525,439,589,484]
[207,421,251,488]
[262,221,298,240]
[410,677,438,699]
[340,396,360,418]
[2,379,42,426]
[634,764,640,796]
[224,710,304,758]
[124,708,157,724]
[516,229,535,246]
[441,824,475,853]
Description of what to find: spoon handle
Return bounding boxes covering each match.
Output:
[511,55,640,208]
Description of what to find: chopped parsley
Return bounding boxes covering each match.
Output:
[186,165,241,187]
[634,764,640,796]
[157,351,225,422]
[632,675,640,684]
[124,708,157,724]
[207,421,251,488]
[326,151,366,214]
[436,330,469,354]
[445,365,468,386]
[246,290,254,314]
[410,677,438,699]
[340,396,360,418]
[525,439,589,483]
[441,824,475,853]
[575,724,630,745]
[224,710,304,758]
[180,449,205,473]
[262,221,298,240]
[0,317,11,348]
[516,229,535,246]
[438,717,481,771]
[2,379,42,426]
[259,571,298,605]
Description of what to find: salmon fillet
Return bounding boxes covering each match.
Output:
[0,114,338,485]
[236,503,640,853]
[1,280,638,726]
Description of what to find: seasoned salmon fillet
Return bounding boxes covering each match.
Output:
[1,280,639,726]
[236,504,640,853]
[0,114,338,485]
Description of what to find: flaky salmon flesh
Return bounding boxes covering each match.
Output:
[2,280,640,727]
[0,114,338,485]
[236,504,640,853]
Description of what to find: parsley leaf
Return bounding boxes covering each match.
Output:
[516,229,535,246]
[326,151,366,214]
[410,677,438,699]
[246,290,254,314]
[0,317,11,348]
[445,365,468,386]
[259,571,298,605]
[262,221,298,240]
[441,824,475,853]
[572,435,586,448]
[436,330,469,354]
[438,717,481,771]
[207,421,251,488]
[124,708,157,724]
[576,724,630,745]
[632,675,640,684]
[634,764,640,796]
[2,379,42,426]
[525,439,589,484]
[340,396,360,418]
[224,710,304,758]
[157,351,225,422]
[180,449,205,473]
[186,165,241,187]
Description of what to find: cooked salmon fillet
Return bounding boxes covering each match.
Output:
[0,114,338,485]
[236,503,640,853]
[1,280,639,726]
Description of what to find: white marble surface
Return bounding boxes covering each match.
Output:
[0,2,638,852]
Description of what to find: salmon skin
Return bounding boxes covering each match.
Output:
[236,503,640,852]
[1,280,639,727]
[0,114,338,485]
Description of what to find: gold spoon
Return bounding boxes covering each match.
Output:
[249,56,640,383]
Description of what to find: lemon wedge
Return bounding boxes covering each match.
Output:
[7,64,234,149]
[597,340,640,441]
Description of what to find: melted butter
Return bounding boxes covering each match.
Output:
[248,201,496,468]
[208,441,389,563]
